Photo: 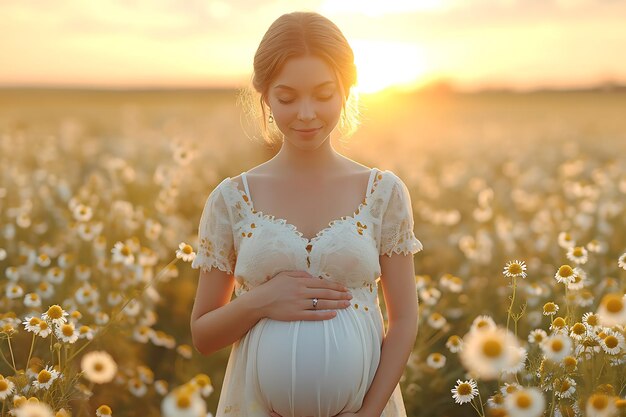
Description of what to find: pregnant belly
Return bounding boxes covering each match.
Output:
[254,308,381,417]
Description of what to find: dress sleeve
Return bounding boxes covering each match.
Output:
[379,175,424,257]
[191,185,236,275]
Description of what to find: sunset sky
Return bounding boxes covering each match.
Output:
[1,0,625,93]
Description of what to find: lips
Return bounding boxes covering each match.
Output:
[294,127,321,132]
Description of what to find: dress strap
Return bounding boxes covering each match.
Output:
[241,172,251,200]
[365,168,378,198]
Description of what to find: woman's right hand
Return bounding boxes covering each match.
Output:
[251,270,353,321]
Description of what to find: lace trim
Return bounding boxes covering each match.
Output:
[225,169,386,246]
[381,235,424,257]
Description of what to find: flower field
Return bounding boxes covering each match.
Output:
[0,88,625,417]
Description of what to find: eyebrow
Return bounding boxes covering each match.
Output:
[273,81,335,90]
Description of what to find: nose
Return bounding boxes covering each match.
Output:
[297,98,316,122]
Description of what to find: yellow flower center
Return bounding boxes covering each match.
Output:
[176,393,191,408]
[457,383,472,396]
[563,356,577,367]
[587,314,599,326]
[544,303,557,313]
[29,317,41,326]
[516,392,532,409]
[551,339,564,352]
[558,265,573,277]
[482,339,502,358]
[572,323,586,335]
[604,294,624,313]
[0,380,8,390]
[604,335,618,349]
[573,247,584,256]
[121,246,131,256]
[559,380,571,392]
[61,324,74,336]
[97,405,112,415]
[590,394,608,410]
[94,362,104,372]
[47,305,64,320]
[183,244,193,254]
[39,322,49,330]
[553,317,566,328]
[508,263,523,275]
[38,370,51,383]
[195,374,211,387]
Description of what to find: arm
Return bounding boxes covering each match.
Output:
[358,252,418,417]
[190,268,264,356]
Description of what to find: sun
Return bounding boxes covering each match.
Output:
[350,39,429,94]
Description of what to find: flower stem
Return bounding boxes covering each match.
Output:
[506,276,517,332]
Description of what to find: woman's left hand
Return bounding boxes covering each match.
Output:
[270,412,362,417]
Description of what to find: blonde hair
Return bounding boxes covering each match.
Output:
[237,11,361,147]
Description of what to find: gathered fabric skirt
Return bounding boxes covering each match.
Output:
[213,286,408,417]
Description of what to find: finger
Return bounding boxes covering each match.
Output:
[304,298,351,310]
[299,310,338,321]
[302,277,349,292]
[306,288,353,300]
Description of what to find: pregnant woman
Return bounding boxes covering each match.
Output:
[190,11,423,417]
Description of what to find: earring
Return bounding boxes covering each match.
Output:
[268,113,274,123]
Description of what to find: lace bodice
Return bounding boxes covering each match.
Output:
[191,168,423,295]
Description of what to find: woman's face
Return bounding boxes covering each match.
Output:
[265,55,344,148]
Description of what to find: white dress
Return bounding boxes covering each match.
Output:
[191,168,423,417]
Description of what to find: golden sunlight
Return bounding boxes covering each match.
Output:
[321,0,453,15]
[350,40,429,94]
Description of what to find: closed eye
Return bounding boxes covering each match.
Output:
[278,95,334,104]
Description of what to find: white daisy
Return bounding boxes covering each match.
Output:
[78,325,96,340]
[541,334,573,362]
[24,292,42,308]
[543,302,559,316]
[128,377,148,397]
[46,267,65,284]
[460,326,522,380]
[500,382,521,396]
[598,329,626,355]
[446,335,463,353]
[504,387,545,417]
[73,204,93,222]
[427,312,447,329]
[0,375,15,400]
[176,242,196,263]
[528,329,547,344]
[161,386,207,417]
[597,293,626,327]
[503,260,527,279]
[96,405,112,417]
[554,377,577,399]
[6,283,24,299]
[582,312,601,329]
[618,252,626,270]
[191,374,213,398]
[569,322,588,340]
[5,266,20,281]
[41,304,68,326]
[154,379,169,396]
[55,321,79,344]
[450,379,479,405]
[470,315,497,333]
[558,232,576,249]
[555,265,576,284]
[426,353,446,369]
[13,402,55,417]
[36,253,52,267]
[566,246,588,264]
[32,365,61,390]
[567,267,587,290]
[111,241,135,265]
[586,393,617,417]
[80,351,118,384]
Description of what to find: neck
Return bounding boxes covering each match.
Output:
[271,135,343,175]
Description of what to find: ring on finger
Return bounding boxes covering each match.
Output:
[312,298,318,309]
